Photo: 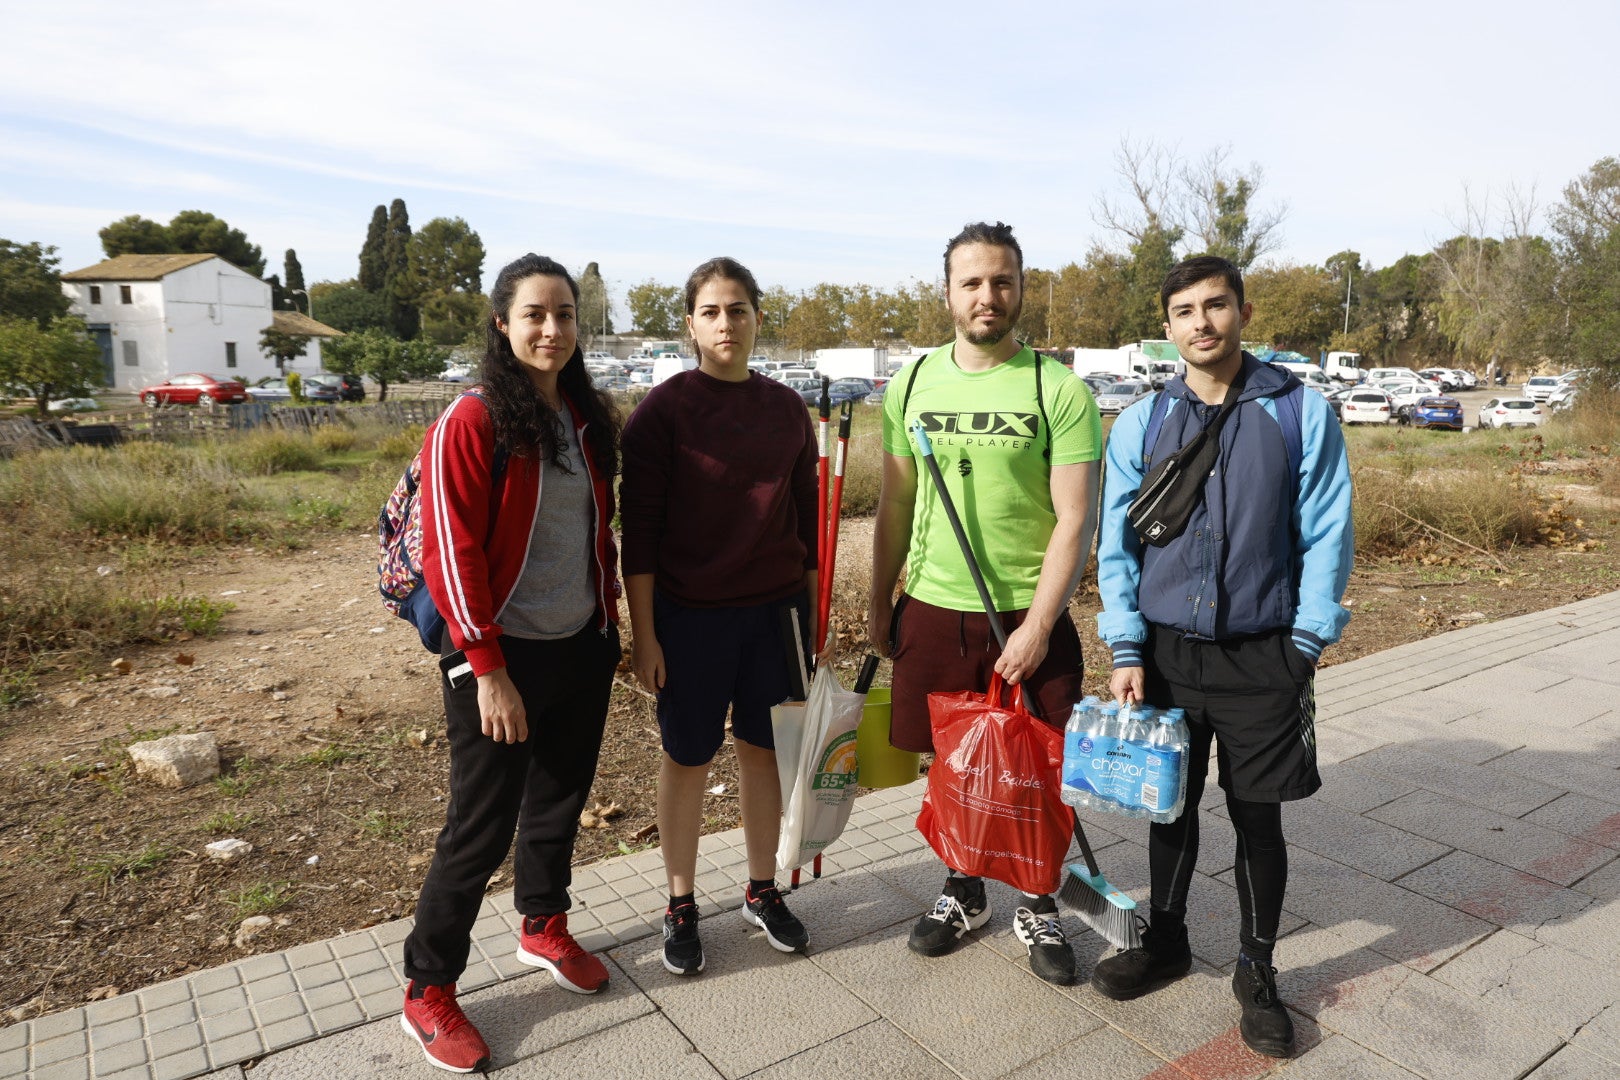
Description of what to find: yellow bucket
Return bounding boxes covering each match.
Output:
[855,688,921,788]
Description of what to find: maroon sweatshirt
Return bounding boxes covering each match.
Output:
[620,369,818,607]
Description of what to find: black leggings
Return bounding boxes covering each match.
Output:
[1148,719,1287,960]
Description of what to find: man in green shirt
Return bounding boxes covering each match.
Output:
[868,221,1102,984]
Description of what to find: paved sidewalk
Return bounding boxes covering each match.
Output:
[6,590,1620,1079]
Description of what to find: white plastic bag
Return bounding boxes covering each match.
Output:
[772,664,863,874]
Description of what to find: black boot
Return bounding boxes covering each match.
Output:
[1232,960,1294,1057]
[1089,921,1192,1000]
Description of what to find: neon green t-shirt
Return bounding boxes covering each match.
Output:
[883,344,1102,612]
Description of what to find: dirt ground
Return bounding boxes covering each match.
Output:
[4,494,1619,1020]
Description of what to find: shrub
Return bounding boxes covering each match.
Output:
[312,424,357,453]
[1352,464,1546,556]
[224,430,323,475]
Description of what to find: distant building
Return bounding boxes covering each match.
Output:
[60,254,342,389]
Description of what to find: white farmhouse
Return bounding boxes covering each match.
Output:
[59,253,341,390]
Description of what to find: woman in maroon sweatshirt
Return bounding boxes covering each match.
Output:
[621,257,819,977]
[400,254,623,1073]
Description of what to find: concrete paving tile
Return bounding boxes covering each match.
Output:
[810,924,1082,1080]
[193,1069,243,1080]
[1343,744,1565,817]
[743,1019,945,1080]
[325,932,379,959]
[244,972,297,1003]
[1487,746,1620,804]
[145,1021,202,1059]
[1274,924,1561,1080]
[995,1023,1173,1080]
[1315,725,1397,768]
[236,953,288,981]
[1521,676,1620,725]
[141,999,197,1038]
[1305,763,1409,817]
[1276,797,1451,881]
[1443,661,1573,700]
[33,1030,88,1066]
[1403,849,1596,932]
[200,1008,256,1042]
[259,1015,316,1051]
[252,993,308,1027]
[33,1009,87,1040]
[1572,855,1620,900]
[1452,711,1620,767]
[1280,1033,1423,1078]
[30,1060,89,1080]
[290,961,344,992]
[84,995,141,1026]
[346,967,402,998]
[449,960,652,1068]
[193,987,247,1020]
[1283,850,1492,971]
[757,867,916,953]
[1430,929,1620,1044]
[1368,790,1614,886]
[88,1015,143,1051]
[1051,959,1249,1061]
[1533,889,1620,965]
[0,1048,25,1080]
[137,980,192,1013]
[1526,1043,1620,1079]
[492,1012,723,1079]
[1523,793,1620,849]
[0,1024,24,1053]
[92,1036,152,1075]
[335,947,388,979]
[150,1047,209,1080]
[186,968,242,998]
[610,921,874,1079]
[369,919,412,947]
[203,1028,264,1070]
[1570,992,1620,1068]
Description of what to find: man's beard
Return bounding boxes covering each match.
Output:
[954,298,1023,347]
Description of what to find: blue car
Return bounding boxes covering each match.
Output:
[1410,395,1464,430]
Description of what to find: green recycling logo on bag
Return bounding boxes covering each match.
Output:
[810,731,858,796]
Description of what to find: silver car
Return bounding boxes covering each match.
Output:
[1094,380,1153,415]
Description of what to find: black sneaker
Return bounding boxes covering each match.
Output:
[1233,960,1294,1057]
[1089,920,1192,1000]
[908,875,991,957]
[1013,896,1076,985]
[662,902,704,976]
[742,883,809,953]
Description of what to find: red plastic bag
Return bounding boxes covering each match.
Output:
[916,674,1071,896]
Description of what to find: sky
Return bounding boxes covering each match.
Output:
[3,1,1616,322]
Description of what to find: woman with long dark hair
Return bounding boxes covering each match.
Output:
[399,254,623,1073]
[620,256,818,977]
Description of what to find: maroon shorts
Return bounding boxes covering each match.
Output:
[887,594,1086,754]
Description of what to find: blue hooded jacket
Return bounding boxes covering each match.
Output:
[1096,354,1353,667]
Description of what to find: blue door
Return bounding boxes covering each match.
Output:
[89,325,114,386]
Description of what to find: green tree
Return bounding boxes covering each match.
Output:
[420,290,488,347]
[259,327,311,372]
[1551,157,1620,380]
[0,316,106,415]
[308,281,390,333]
[904,280,954,347]
[626,280,682,337]
[1180,146,1285,270]
[845,284,904,345]
[407,217,484,296]
[1243,263,1341,351]
[0,239,73,328]
[382,199,417,339]
[578,262,613,342]
[1052,250,1130,348]
[324,327,447,401]
[759,285,795,344]
[781,284,848,353]
[358,205,388,292]
[98,214,171,258]
[97,211,266,276]
[283,249,306,313]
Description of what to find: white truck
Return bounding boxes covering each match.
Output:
[1320,351,1365,384]
[811,346,890,381]
[652,354,698,385]
[1070,345,1157,384]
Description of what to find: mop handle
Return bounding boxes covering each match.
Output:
[910,421,1007,652]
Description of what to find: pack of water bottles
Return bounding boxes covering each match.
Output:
[1060,697,1190,824]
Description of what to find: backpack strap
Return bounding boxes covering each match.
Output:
[1141,389,1173,467]
[1276,383,1303,484]
[901,344,1052,459]
[899,350,928,418]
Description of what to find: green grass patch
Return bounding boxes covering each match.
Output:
[292,744,362,768]
[78,843,173,885]
[204,810,256,834]
[214,756,264,797]
[226,881,294,918]
[223,430,325,475]
[0,662,39,710]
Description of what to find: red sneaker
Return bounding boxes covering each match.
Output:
[516,912,609,994]
[400,981,491,1074]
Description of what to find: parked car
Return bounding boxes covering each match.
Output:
[1522,376,1562,402]
[142,373,248,407]
[246,377,294,403]
[1079,374,1118,397]
[784,377,822,403]
[308,373,366,402]
[46,396,100,413]
[301,376,343,403]
[1409,395,1464,430]
[1094,380,1152,415]
[1323,386,1354,421]
[1417,368,1461,392]
[1548,384,1580,412]
[439,362,473,382]
[1292,368,1336,395]
[1340,388,1393,425]
[1478,397,1545,429]
[864,382,889,406]
[767,367,815,383]
[825,378,875,406]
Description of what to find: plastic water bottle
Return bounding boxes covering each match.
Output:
[1061,696,1102,808]
[1144,708,1190,824]
[1113,705,1154,818]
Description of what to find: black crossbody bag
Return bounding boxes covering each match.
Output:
[1126,371,1247,547]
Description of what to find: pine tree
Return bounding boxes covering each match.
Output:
[382,198,418,339]
[284,249,306,312]
[358,205,388,292]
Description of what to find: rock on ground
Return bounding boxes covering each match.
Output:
[126,731,220,788]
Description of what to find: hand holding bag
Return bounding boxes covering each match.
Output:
[916,673,1071,896]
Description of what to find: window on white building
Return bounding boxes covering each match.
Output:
[122,340,138,366]
[89,285,102,304]
[225,342,237,368]
[119,284,133,304]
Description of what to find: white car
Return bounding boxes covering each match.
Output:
[1375,381,1434,420]
[1522,376,1562,402]
[1418,368,1461,392]
[1094,380,1153,415]
[1340,388,1392,425]
[47,397,101,413]
[440,362,473,382]
[768,367,815,383]
[1366,367,1441,390]
[1478,397,1545,429]
[1548,385,1580,412]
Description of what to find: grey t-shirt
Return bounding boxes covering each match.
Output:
[499,411,597,640]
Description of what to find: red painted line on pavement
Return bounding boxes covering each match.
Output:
[1140,1026,1275,1080]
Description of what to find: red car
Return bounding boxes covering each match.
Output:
[139,373,249,407]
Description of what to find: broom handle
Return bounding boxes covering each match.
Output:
[909,421,1007,652]
[1071,809,1102,878]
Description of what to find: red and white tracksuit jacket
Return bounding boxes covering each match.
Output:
[419,391,620,677]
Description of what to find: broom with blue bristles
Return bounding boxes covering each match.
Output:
[909,421,1140,951]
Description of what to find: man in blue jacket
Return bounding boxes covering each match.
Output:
[1092,256,1353,1058]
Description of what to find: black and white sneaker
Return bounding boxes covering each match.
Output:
[742,883,809,953]
[662,902,704,975]
[1013,896,1077,985]
[908,875,991,957]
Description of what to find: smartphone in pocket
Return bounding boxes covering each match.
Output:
[439,650,475,690]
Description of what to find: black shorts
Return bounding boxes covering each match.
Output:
[1143,624,1320,802]
[653,588,809,767]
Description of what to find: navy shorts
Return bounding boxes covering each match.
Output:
[653,588,810,767]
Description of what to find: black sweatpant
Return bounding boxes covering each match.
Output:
[1141,625,1316,961]
[403,624,619,986]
